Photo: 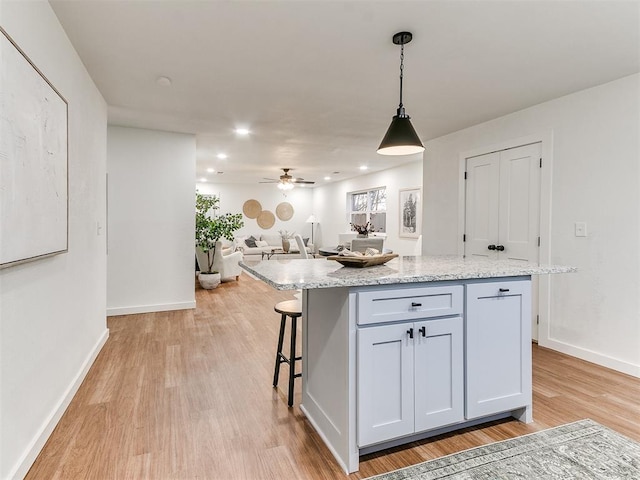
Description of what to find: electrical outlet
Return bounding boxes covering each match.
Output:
[575,222,587,237]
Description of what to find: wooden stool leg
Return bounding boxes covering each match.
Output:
[273,313,286,387]
[288,315,297,407]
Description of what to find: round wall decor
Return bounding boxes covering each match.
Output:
[257,210,276,230]
[242,199,262,219]
[276,202,294,221]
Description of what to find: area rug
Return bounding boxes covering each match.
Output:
[365,419,640,479]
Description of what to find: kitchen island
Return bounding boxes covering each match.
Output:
[240,255,574,474]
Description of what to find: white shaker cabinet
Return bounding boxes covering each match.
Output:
[465,280,532,420]
[357,316,464,447]
[357,322,415,446]
[414,317,464,432]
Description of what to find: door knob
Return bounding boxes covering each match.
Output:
[487,244,496,250]
[496,245,505,251]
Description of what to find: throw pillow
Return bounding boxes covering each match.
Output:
[303,237,310,246]
[255,240,269,248]
[245,237,257,248]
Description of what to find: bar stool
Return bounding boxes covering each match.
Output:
[273,299,302,407]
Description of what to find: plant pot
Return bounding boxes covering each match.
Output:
[198,272,221,289]
[282,238,290,253]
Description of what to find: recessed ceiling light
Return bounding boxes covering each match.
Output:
[207,168,215,173]
[199,177,207,182]
[156,76,172,87]
[235,128,250,136]
[324,176,331,181]
[359,166,368,171]
[216,153,228,160]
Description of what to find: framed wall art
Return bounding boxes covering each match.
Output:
[1,27,69,268]
[399,188,421,238]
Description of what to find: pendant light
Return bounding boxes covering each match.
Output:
[377,31,425,156]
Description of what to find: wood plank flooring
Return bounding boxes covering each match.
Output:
[26,273,640,479]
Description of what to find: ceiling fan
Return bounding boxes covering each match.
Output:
[260,168,315,190]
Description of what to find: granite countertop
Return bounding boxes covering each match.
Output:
[240,255,575,290]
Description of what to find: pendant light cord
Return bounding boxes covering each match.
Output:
[396,41,407,117]
[399,43,404,110]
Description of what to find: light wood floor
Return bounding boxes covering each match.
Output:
[27,273,640,479]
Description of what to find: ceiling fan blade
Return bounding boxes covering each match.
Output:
[291,179,315,184]
[259,179,278,183]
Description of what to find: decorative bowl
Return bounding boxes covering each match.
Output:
[326,253,399,268]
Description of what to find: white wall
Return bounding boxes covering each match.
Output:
[422,74,640,376]
[0,2,108,478]
[196,182,315,243]
[312,161,423,256]
[107,126,196,315]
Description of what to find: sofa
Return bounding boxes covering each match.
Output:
[235,233,314,259]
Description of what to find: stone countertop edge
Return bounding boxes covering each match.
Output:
[240,255,576,291]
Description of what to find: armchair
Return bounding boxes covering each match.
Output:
[197,241,243,282]
[212,241,243,281]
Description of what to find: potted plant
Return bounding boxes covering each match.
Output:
[350,222,375,238]
[195,192,244,289]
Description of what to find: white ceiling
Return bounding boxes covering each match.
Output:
[49,0,640,186]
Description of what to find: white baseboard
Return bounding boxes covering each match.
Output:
[9,329,109,480]
[541,338,640,378]
[106,301,196,316]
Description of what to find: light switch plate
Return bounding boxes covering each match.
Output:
[575,222,587,237]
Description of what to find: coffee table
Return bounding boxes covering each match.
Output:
[262,248,284,260]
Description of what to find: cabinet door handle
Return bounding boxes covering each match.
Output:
[487,244,496,250]
[499,288,510,292]
[411,302,422,307]
[496,245,505,251]
[407,328,414,339]
[419,326,426,337]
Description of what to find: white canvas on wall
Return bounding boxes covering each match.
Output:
[0,27,68,268]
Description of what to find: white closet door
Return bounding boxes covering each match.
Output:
[464,152,500,259]
[498,143,541,264]
[498,144,541,340]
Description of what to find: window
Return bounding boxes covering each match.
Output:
[349,187,386,233]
